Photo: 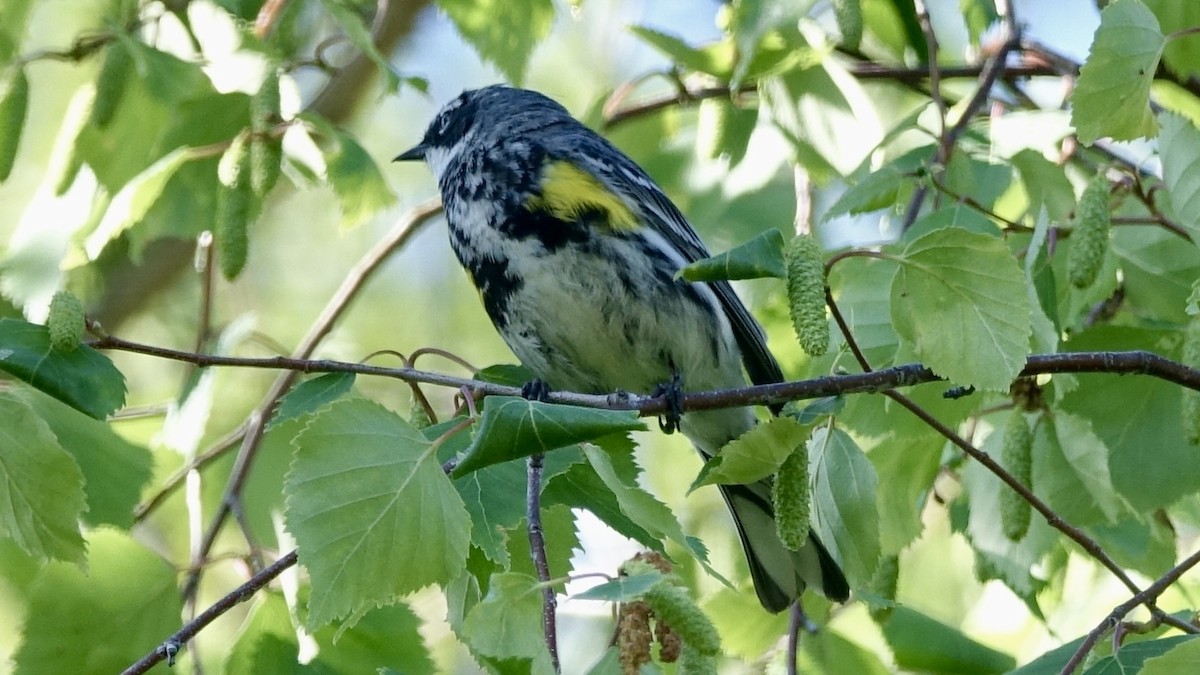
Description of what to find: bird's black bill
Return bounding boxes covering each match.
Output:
[394,144,425,162]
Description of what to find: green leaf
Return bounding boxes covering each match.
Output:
[572,572,663,601]
[1084,636,1200,674]
[312,601,436,674]
[0,63,28,181]
[503,503,579,584]
[317,0,403,93]
[225,593,296,675]
[823,257,900,368]
[696,96,758,164]
[1035,413,1126,526]
[963,429,1057,599]
[450,396,644,477]
[0,319,126,419]
[474,363,535,387]
[1144,0,1200,80]
[679,230,787,282]
[702,587,789,659]
[869,431,942,554]
[1158,111,1200,242]
[1011,149,1076,224]
[808,427,880,586]
[83,146,197,260]
[1071,0,1165,143]
[890,228,1032,391]
[225,590,432,674]
[284,399,471,628]
[461,572,547,661]
[823,164,909,221]
[540,458,660,550]
[882,606,1016,674]
[453,447,582,565]
[436,0,555,85]
[1060,327,1200,511]
[961,0,1000,44]
[629,27,734,78]
[11,529,182,673]
[14,386,151,529]
[0,392,86,563]
[690,417,808,491]
[1141,636,1200,675]
[302,115,397,228]
[728,0,807,87]
[270,372,356,428]
[581,439,719,576]
[1111,225,1200,325]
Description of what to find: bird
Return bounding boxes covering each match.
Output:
[395,85,849,611]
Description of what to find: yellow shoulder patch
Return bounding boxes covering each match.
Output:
[526,160,638,230]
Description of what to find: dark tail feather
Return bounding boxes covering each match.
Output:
[717,480,849,612]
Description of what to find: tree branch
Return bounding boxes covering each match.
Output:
[121,550,299,675]
[526,453,560,672]
[1060,547,1200,674]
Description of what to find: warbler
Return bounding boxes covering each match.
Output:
[396,85,849,611]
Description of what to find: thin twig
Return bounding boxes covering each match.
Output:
[1060,547,1200,675]
[527,453,560,672]
[121,550,299,675]
[92,333,1200,414]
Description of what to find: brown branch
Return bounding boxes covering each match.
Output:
[526,453,560,672]
[121,550,299,675]
[1060,547,1200,675]
[92,331,1200,415]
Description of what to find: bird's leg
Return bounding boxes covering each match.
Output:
[652,371,684,435]
[520,378,552,402]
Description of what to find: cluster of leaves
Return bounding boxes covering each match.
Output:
[4,0,1200,673]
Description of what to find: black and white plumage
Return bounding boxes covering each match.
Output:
[396,85,849,611]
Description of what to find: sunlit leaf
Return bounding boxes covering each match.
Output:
[0,392,86,564]
[284,399,471,628]
[1071,0,1164,143]
[678,229,787,281]
[84,147,196,260]
[690,417,809,491]
[1158,111,1200,242]
[14,386,151,529]
[890,228,1032,391]
[808,427,880,586]
[436,0,555,85]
